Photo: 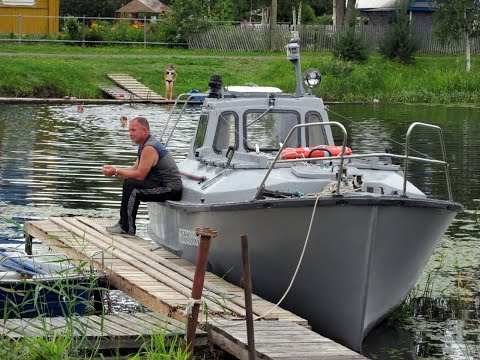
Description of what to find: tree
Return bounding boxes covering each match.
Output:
[434,0,480,72]
[60,0,125,17]
[333,0,356,27]
[332,7,368,61]
[162,0,211,44]
[310,0,333,15]
[379,2,419,63]
[212,0,235,21]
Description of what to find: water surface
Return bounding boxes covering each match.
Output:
[1,102,479,359]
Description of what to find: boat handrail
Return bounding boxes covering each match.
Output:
[254,122,453,200]
[160,92,209,146]
[404,122,452,200]
[254,121,348,199]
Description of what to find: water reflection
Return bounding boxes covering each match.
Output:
[1,102,480,359]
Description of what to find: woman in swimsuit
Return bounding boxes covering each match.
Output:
[164,64,177,101]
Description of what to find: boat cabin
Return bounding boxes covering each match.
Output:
[189,90,335,168]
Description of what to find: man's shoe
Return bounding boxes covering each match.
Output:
[106,223,122,232]
[107,225,136,238]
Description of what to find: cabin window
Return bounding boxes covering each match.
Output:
[306,112,328,146]
[244,110,300,151]
[193,114,208,152]
[213,112,237,153]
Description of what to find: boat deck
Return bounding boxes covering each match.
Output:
[23,216,366,359]
[0,312,206,350]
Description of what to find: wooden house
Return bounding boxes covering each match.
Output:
[116,0,169,19]
[357,0,435,27]
[0,0,59,34]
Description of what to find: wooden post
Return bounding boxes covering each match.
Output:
[241,234,256,360]
[18,14,22,45]
[24,233,33,255]
[269,0,277,51]
[82,15,85,47]
[93,288,104,312]
[143,18,147,49]
[185,227,217,358]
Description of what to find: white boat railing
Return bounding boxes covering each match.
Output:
[254,121,348,199]
[254,121,454,201]
[160,92,209,146]
[404,122,452,200]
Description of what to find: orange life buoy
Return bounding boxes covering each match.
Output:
[280,145,352,159]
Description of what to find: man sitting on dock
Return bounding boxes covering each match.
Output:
[102,117,182,236]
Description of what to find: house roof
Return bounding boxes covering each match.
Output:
[356,0,398,10]
[116,0,169,14]
[357,0,434,11]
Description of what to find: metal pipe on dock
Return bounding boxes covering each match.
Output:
[185,227,217,358]
[241,234,256,360]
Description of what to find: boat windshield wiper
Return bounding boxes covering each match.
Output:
[246,105,274,128]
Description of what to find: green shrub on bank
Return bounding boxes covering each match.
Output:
[332,10,369,62]
[332,27,369,62]
[378,3,419,63]
[62,16,82,41]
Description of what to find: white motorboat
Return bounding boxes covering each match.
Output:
[147,34,462,351]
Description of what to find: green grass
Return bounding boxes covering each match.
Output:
[0,325,192,360]
[0,43,479,104]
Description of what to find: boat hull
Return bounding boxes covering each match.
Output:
[148,196,460,351]
[0,276,91,318]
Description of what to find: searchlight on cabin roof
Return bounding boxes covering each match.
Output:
[303,69,322,89]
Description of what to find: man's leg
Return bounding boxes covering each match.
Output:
[118,179,161,235]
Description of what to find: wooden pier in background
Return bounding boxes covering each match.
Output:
[99,85,141,100]
[24,216,366,359]
[107,74,164,101]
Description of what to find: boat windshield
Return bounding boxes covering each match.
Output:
[306,111,328,146]
[244,111,300,151]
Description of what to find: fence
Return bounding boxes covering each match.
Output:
[0,14,479,54]
[0,15,184,47]
[189,25,480,54]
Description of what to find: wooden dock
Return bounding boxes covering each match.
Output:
[107,74,164,101]
[99,85,141,100]
[0,312,206,350]
[210,321,366,359]
[24,217,366,359]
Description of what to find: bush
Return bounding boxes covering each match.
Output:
[146,21,166,43]
[315,14,333,25]
[332,9,369,62]
[378,3,419,63]
[84,28,105,45]
[332,27,369,62]
[161,0,212,44]
[62,16,82,41]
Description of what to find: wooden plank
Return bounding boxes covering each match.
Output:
[209,321,366,360]
[61,217,242,316]
[125,312,185,335]
[25,217,342,358]
[107,74,164,100]
[78,217,280,320]
[86,315,134,336]
[25,216,306,326]
[99,85,140,100]
[0,313,203,350]
[3,318,46,336]
[25,219,200,317]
